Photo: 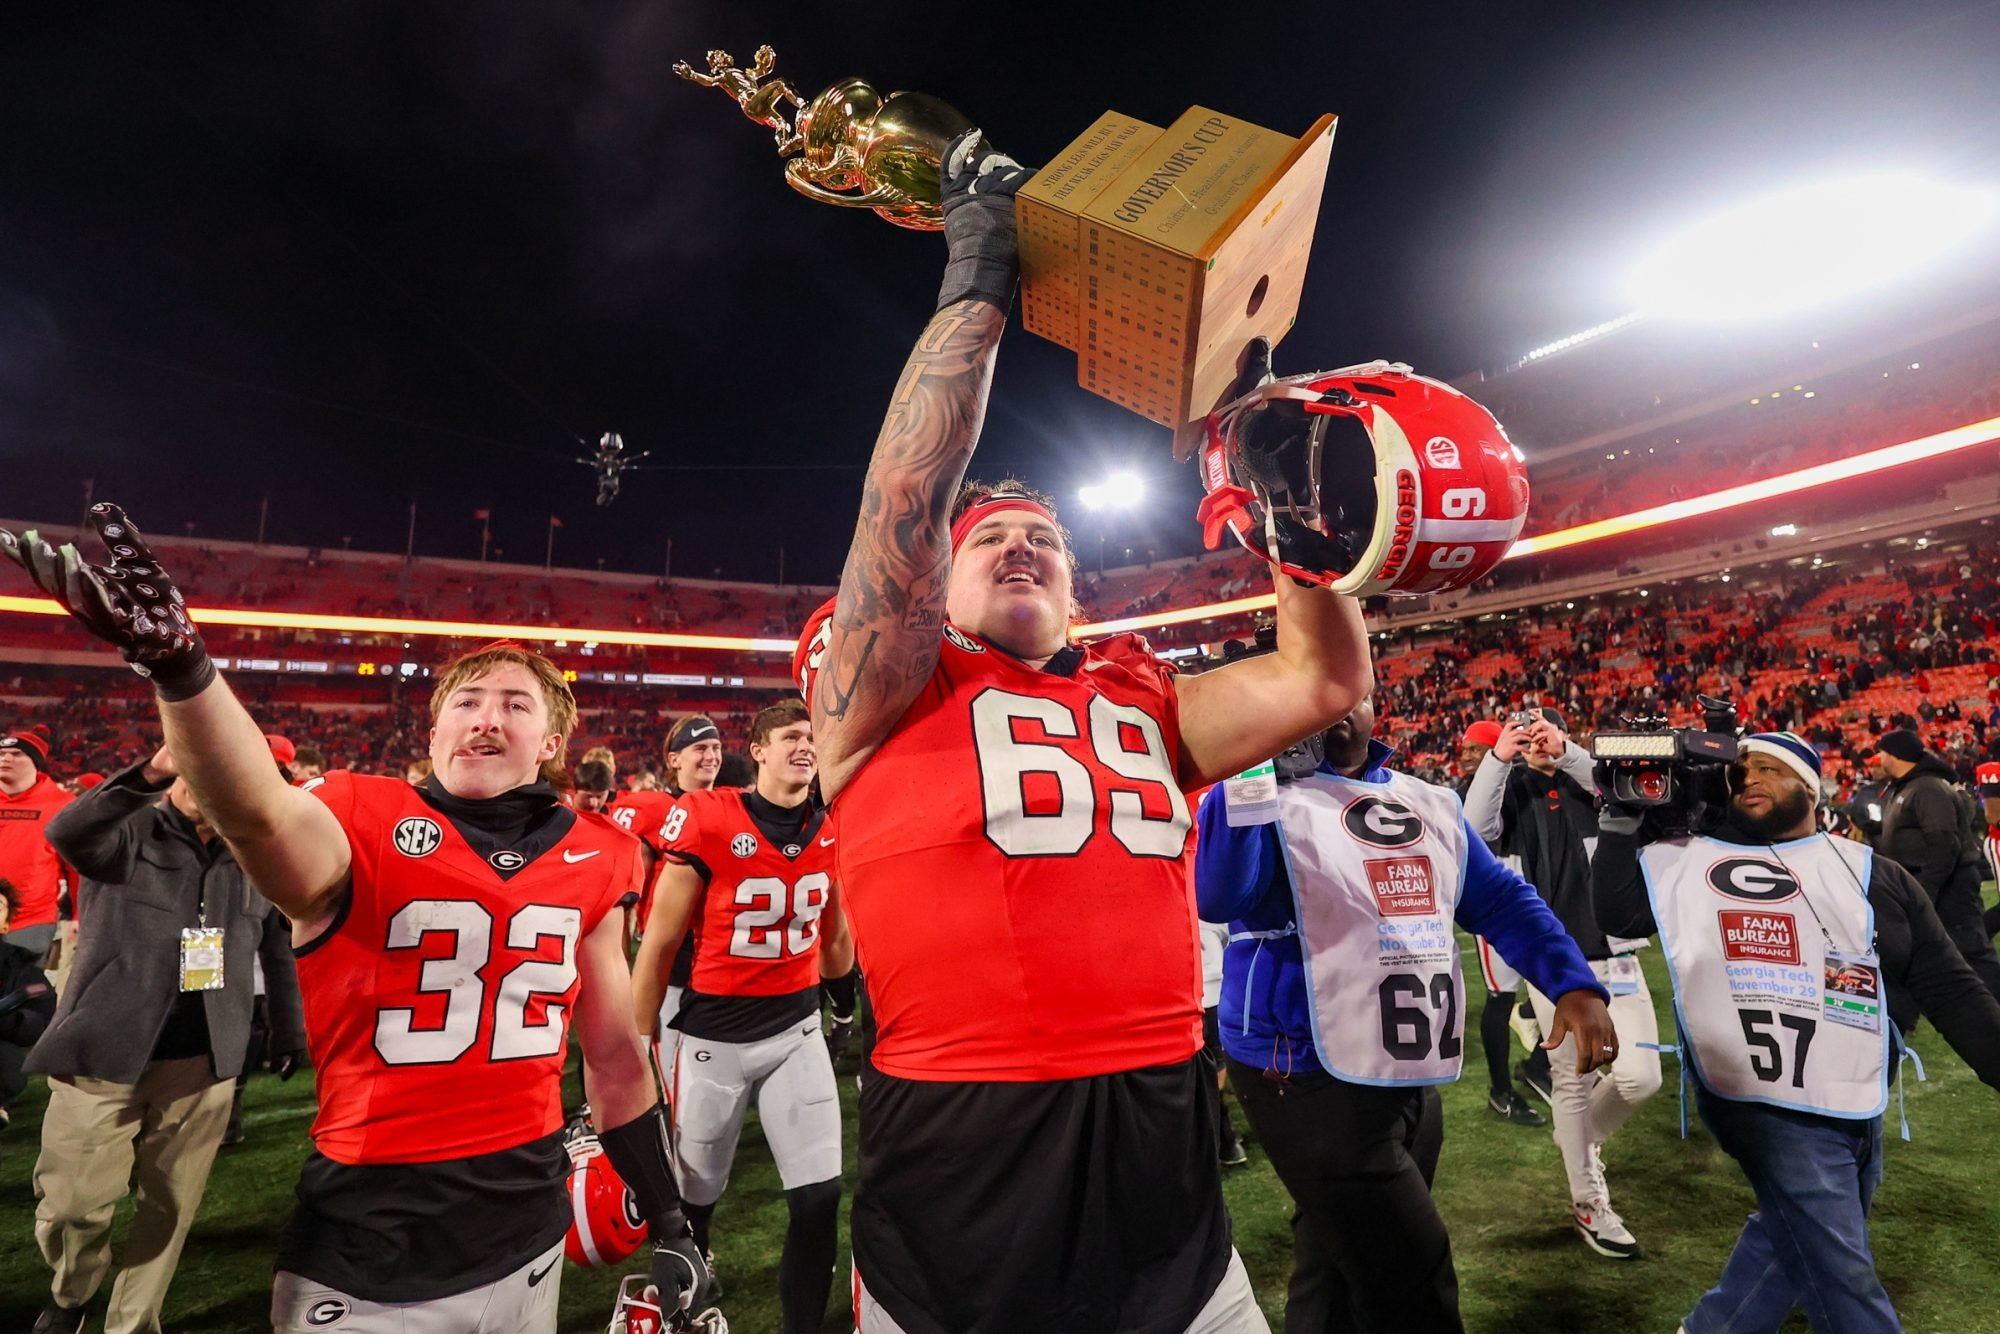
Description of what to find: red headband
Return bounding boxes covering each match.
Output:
[950,497,1059,553]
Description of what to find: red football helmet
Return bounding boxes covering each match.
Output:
[564,1126,647,1268]
[1198,362,1529,598]
[607,1273,732,1334]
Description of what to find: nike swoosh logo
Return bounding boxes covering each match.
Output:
[818,837,836,847]
[528,1258,558,1286]
[563,849,600,863]
[1083,660,1117,671]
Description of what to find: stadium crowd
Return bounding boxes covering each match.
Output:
[18,540,2000,813]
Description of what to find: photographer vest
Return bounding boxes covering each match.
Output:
[1273,771,1467,1085]
[1640,834,1887,1119]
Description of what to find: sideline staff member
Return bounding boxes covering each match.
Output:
[1197,696,1613,1332]
[1466,707,1661,1258]
[1595,732,2000,1334]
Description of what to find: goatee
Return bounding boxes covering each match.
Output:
[1730,787,1814,842]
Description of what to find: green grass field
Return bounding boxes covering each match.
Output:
[4,934,1997,1333]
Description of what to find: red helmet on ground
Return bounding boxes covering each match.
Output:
[606,1274,667,1334]
[564,1124,647,1268]
[605,1272,731,1333]
[1198,362,1530,597]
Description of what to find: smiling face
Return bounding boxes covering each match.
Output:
[945,510,1074,661]
[428,662,565,800]
[668,739,723,793]
[753,720,816,794]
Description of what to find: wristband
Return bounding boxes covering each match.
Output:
[823,968,858,1021]
[598,1102,686,1237]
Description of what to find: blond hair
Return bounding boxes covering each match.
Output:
[429,643,578,786]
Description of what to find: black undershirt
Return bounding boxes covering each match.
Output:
[276,1131,571,1301]
[672,787,826,1043]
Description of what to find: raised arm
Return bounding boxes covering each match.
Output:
[2,506,351,932]
[810,132,1028,803]
[1175,574,1373,787]
[631,859,704,1037]
[159,681,352,932]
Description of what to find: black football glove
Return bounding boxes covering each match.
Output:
[824,1013,853,1065]
[273,1048,307,1081]
[649,1219,716,1317]
[937,128,1032,313]
[0,503,215,701]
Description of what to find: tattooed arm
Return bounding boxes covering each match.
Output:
[812,299,1006,802]
[809,132,1027,803]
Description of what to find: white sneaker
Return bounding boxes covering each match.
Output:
[1572,1199,1639,1259]
[1510,1008,1543,1053]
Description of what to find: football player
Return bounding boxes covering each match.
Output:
[610,715,726,1081]
[2,507,712,1334]
[793,131,1373,1332]
[632,698,850,1333]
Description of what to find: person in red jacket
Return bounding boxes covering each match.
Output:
[0,728,73,956]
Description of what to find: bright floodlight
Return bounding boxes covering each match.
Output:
[1627,176,1998,321]
[1079,471,1146,512]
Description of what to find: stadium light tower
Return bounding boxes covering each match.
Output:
[1077,470,1149,576]
[1626,175,1998,322]
[1078,471,1146,512]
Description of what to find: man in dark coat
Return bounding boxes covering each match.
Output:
[1875,728,2000,997]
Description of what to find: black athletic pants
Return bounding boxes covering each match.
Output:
[1227,1058,1461,1334]
[1938,879,2000,999]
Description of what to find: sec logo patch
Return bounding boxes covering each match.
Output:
[392,817,443,858]
[731,833,759,858]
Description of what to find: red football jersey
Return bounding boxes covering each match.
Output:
[607,788,677,853]
[796,602,1201,1082]
[0,773,72,930]
[298,771,639,1164]
[607,788,674,925]
[661,787,833,998]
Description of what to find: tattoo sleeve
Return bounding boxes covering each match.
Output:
[813,300,1006,787]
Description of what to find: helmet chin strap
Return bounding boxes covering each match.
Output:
[1201,360,1415,588]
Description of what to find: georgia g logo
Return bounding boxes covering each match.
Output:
[392,816,443,858]
[1706,857,1802,902]
[305,1297,350,1327]
[1343,795,1425,849]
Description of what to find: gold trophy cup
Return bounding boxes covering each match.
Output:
[675,47,1336,456]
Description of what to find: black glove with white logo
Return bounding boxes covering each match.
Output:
[650,1220,716,1315]
[937,129,1032,314]
[0,503,216,701]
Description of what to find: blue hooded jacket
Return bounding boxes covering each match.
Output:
[1195,739,1606,1076]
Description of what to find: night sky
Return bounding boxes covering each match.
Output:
[4,1,1997,584]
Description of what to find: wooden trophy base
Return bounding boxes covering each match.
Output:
[1016,107,1337,458]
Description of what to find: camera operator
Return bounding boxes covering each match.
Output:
[1593,731,2000,1334]
[1465,706,1661,1259]
[1873,729,2000,998]
[1456,720,1545,1128]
